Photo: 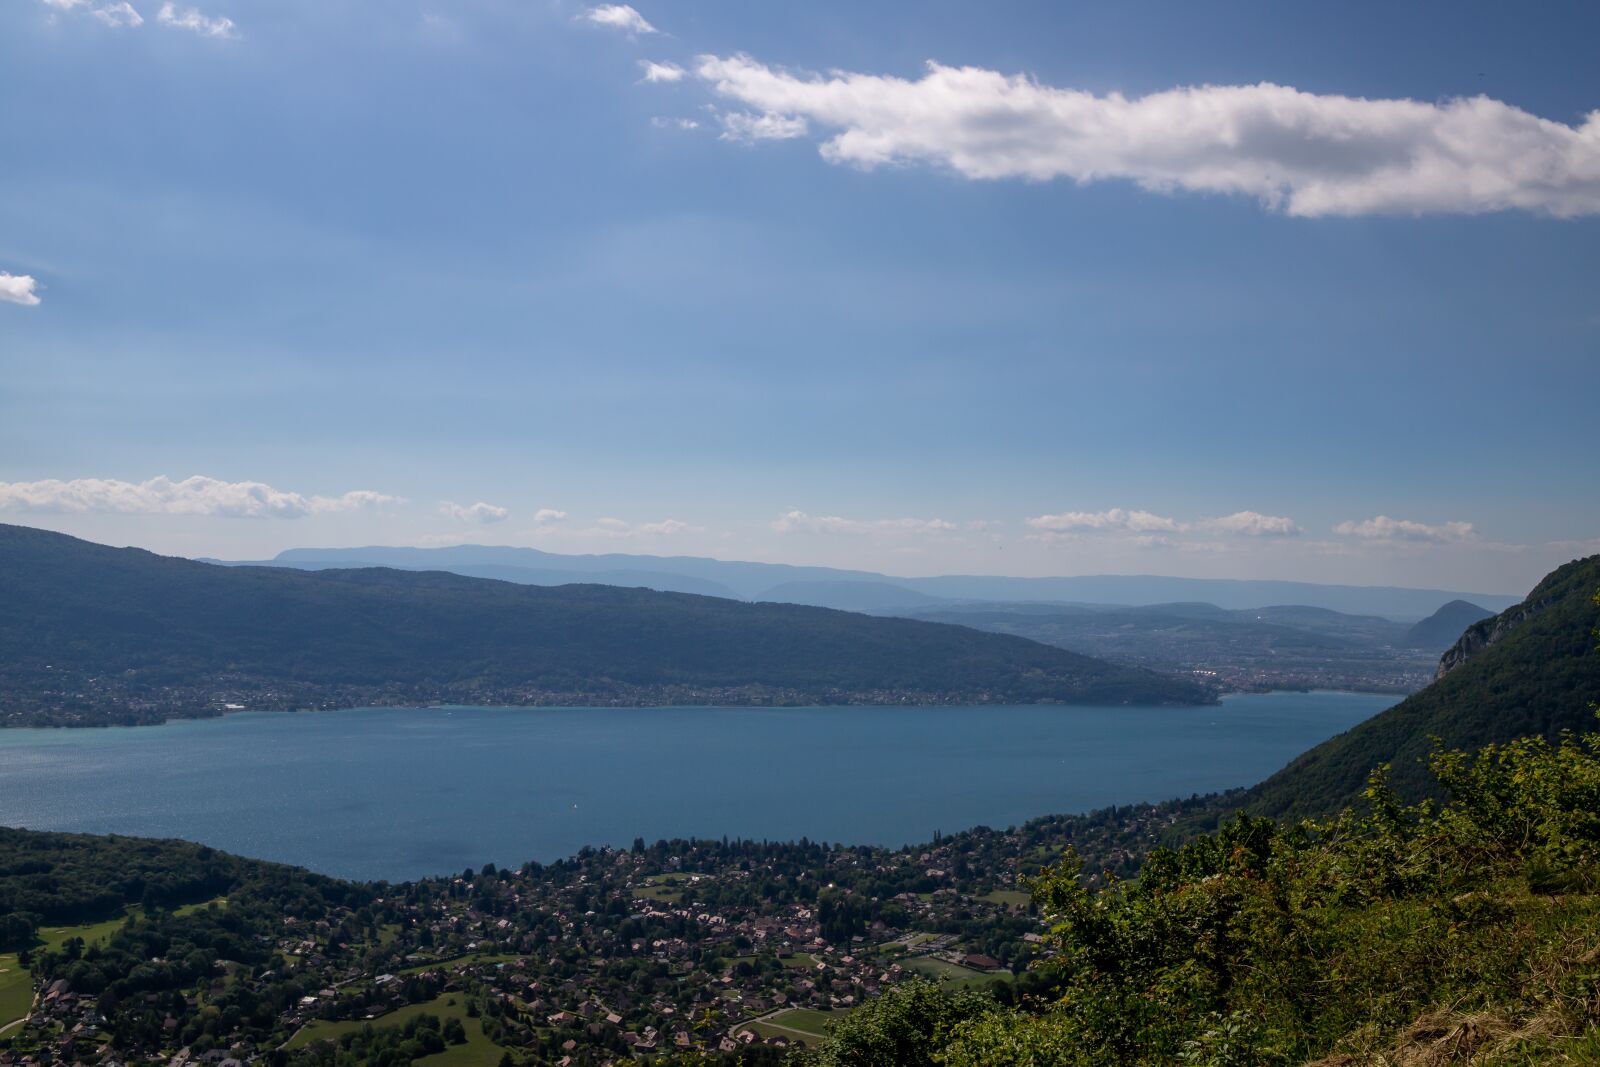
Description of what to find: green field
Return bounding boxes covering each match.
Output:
[745,1007,843,1045]
[0,957,31,1033]
[287,992,509,1066]
[633,884,680,902]
[633,874,712,903]
[36,914,130,953]
[904,957,995,989]
[981,889,1032,909]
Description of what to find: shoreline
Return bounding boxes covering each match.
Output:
[0,684,1415,733]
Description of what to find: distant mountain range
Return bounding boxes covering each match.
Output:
[212,542,1526,620]
[0,524,1210,726]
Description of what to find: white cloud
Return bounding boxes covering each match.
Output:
[531,508,568,525]
[651,116,700,131]
[0,273,41,307]
[1026,508,1182,534]
[156,2,235,38]
[1334,515,1476,543]
[641,60,685,83]
[0,476,401,518]
[582,4,654,34]
[38,0,141,27]
[771,509,957,536]
[718,110,808,143]
[92,1,142,26]
[690,55,1600,218]
[1200,510,1302,537]
[588,516,698,537]
[440,501,509,525]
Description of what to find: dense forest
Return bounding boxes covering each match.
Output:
[0,524,1210,727]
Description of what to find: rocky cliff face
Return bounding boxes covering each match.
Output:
[1435,593,1558,680]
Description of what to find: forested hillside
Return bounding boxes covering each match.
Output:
[0,524,1210,726]
[0,829,353,951]
[1233,556,1600,821]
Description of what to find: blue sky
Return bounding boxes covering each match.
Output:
[2,0,1596,594]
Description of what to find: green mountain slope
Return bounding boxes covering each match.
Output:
[0,524,1210,725]
[1236,555,1600,821]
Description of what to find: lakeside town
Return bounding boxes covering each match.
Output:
[2,796,1217,1066]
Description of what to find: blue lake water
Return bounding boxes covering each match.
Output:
[0,691,1395,882]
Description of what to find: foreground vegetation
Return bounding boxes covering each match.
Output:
[798,726,1600,1065]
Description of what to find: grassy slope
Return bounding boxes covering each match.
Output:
[748,1006,843,1043]
[0,960,29,1033]
[904,958,996,991]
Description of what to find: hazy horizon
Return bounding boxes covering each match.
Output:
[0,519,1544,601]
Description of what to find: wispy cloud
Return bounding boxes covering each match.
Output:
[1026,508,1181,534]
[1334,515,1476,543]
[39,0,141,27]
[640,60,684,83]
[771,510,957,536]
[440,501,510,525]
[0,273,41,307]
[93,1,141,26]
[1199,510,1302,537]
[582,4,654,34]
[1026,508,1302,543]
[156,2,235,39]
[0,476,401,518]
[718,110,808,143]
[518,513,700,542]
[687,55,1600,217]
[598,515,691,534]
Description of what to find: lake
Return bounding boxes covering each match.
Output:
[0,691,1395,882]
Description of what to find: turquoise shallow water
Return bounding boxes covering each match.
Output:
[0,691,1396,881]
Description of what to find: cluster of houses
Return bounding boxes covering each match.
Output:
[6,826,1093,1064]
